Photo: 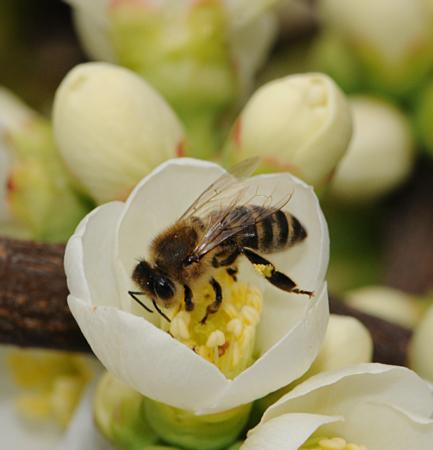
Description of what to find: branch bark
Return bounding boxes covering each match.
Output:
[0,237,410,365]
[0,237,89,352]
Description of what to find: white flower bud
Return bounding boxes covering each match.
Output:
[53,62,185,204]
[317,0,433,97]
[330,96,415,203]
[345,286,424,329]
[310,314,373,374]
[409,303,433,382]
[225,73,353,188]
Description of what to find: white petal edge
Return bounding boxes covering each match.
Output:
[241,413,341,450]
[68,284,328,414]
[65,201,124,308]
[262,363,433,424]
[318,401,433,450]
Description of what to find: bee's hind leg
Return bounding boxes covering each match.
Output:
[200,278,222,325]
[242,248,314,298]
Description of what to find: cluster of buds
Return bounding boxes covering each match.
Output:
[317,0,433,99]
[66,0,280,158]
[0,87,89,242]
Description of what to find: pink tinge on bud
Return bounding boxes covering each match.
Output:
[261,155,301,178]
[6,175,15,194]
[176,140,186,157]
[109,0,155,11]
[233,119,242,148]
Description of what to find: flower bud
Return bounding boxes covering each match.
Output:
[329,96,415,203]
[94,371,158,449]
[317,0,433,98]
[53,62,185,203]
[0,87,90,242]
[409,303,433,382]
[345,286,424,329]
[309,314,373,375]
[224,73,353,189]
[143,398,252,450]
[67,0,279,158]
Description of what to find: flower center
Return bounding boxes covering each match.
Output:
[300,436,369,450]
[160,268,263,379]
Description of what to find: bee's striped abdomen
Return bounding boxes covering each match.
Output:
[236,206,307,254]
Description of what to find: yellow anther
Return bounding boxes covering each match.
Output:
[206,330,226,348]
[301,436,369,450]
[226,319,243,338]
[241,306,260,325]
[319,437,346,450]
[161,267,263,379]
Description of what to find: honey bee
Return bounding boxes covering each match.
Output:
[128,159,313,323]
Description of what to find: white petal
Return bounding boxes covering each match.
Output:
[212,284,328,413]
[68,285,328,414]
[68,295,228,413]
[318,401,433,450]
[114,158,226,313]
[262,363,433,423]
[65,202,124,307]
[241,413,341,450]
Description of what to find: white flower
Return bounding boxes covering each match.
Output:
[330,96,415,203]
[65,158,329,414]
[224,73,352,189]
[53,63,185,204]
[242,363,433,449]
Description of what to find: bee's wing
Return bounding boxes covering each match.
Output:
[181,160,292,258]
[179,158,260,221]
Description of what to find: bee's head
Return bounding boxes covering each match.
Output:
[132,260,176,302]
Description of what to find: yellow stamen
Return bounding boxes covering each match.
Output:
[160,268,263,378]
[300,436,369,450]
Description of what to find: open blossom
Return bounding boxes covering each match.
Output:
[242,363,433,449]
[65,157,329,415]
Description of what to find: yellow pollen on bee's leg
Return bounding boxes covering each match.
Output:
[253,263,273,278]
[161,267,264,379]
[300,436,369,450]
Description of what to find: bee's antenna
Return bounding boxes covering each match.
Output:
[128,291,154,314]
[152,299,171,323]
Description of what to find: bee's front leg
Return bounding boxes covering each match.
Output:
[184,284,194,311]
[200,278,222,325]
[242,248,314,298]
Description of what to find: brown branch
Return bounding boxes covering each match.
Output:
[0,237,411,365]
[383,158,433,295]
[0,237,90,352]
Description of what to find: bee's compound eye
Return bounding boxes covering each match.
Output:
[154,277,175,300]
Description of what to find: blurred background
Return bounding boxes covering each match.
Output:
[1,0,433,447]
